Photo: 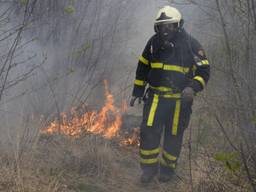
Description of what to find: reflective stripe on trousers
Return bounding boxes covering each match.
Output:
[147,95,182,136]
[146,94,181,128]
[172,99,181,135]
[147,94,159,126]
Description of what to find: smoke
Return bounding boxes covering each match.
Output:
[0,0,198,147]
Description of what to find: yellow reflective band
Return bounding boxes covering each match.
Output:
[151,63,163,68]
[163,150,177,161]
[159,158,176,169]
[162,93,181,99]
[201,60,209,65]
[193,76,206,88]
[134,79,145,86]
[147,94,159,126]
[148,85,181,99]
[140,158,158,164]
[163,65,189,74]
[149,85,173,92]
[140,148,161,156]
[172,99,181,135]
[151,63,190,74]
[139,56,149,65]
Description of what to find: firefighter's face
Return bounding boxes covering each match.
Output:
[155,23,178,48]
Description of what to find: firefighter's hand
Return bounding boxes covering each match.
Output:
[181,87,195,102]
[130,96,142,107]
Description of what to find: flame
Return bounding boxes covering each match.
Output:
[121,128,140,147]
[41,80,139,146]
[87,80,121,138]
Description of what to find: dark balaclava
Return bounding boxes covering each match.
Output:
[155,22,179,50]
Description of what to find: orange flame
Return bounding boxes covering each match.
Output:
[121,128,140,147]
[41,80,139,146]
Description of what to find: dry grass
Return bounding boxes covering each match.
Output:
[0,115,253,192]
[0,131,194,192]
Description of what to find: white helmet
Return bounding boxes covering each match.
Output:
[154,6,183,27]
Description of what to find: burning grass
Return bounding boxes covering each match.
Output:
[0,80,142,192]
[42,80,122,138]
[41,80,139,146]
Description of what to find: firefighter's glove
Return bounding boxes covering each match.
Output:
[181,87,195,102]
[130,96,142,107]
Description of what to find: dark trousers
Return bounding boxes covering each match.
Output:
[139,92,192,175]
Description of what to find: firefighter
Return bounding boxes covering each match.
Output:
[130,6,210,183]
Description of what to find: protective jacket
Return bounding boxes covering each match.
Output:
[132,29,210,97]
